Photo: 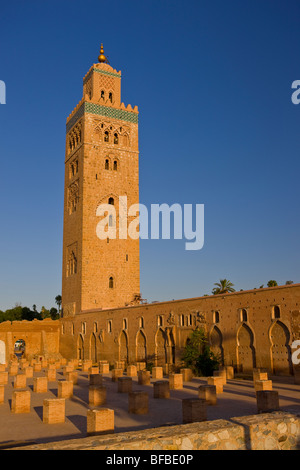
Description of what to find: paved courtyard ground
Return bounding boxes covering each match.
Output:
[0,368,299,447]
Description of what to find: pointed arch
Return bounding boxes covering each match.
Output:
[119,330,129,363]
[155,328,168,367]
[237,323,256,373]
[77,334,84,361]
[136,330,147,362]
[209,325,224,365]
[269,321,293,375]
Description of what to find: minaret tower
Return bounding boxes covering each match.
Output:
[62,45,140,316]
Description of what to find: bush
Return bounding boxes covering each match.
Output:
[181,328,220,376]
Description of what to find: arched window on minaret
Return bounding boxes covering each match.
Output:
[108,197,114,205]
[109,277,114,289]
[104,131,109,142]
[113,160,118,171]
[105,159,109,170]
[114,133,118,145]
[109,92,113,103]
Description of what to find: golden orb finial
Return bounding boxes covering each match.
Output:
[98,43,109,64]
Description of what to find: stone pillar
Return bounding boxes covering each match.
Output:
[87,409,114,436]
[99,363,110,374]
[207,376,223,394]
[11,390,31,413]
[47,368,57,382]
[253,369,268,382]
[66,371,78,384]
[126,365,137,377]
[33,363,42,372]
[138,370,151,385]
[153,381,170,399]
[0,385,4,404]
[256,391,280,414]
[13,374,27,389]
[112,369,123,382]
[89,386,107,406]
[33,376,48,393]
[152,367,163,379]
[0,371,8,385]
[255,380,273,392]
[198,384,217,405]
[25,367,33,378]
[182,398,207,424]
[128,392,149,414]
[89,366,100,376]
[43,398,65,423]
[118,377,133,393]
[89,374,103,386]
[213,369,227,385]
[169,373,183,390]
[58,380,73,399]
[180,368,193,382]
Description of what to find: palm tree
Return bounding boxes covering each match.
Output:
[212,279,235,295]
[55,295,62,314]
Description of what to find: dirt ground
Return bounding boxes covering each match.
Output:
[0,368,299,448]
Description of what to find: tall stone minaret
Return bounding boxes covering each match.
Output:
[62,45,140,317]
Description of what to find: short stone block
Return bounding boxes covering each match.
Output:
[207,376,223,394]
[33,376,48,393]
[87,408,114,436]
[180,368,193,382]
[82,360,92,372]
[182,398,207,424]
[136,362,146,371]
[43,398,65,424]
[153,380,170,399]
[0,385,4,404]
[152,367,163,379]
[126,365,137,377]
[89,386,107,406]
[13,374,27,389]
[62,365,74,376]
[253,369,268,382]
[58,380,73,399]
[66,371,78,384]
[25,367,33,378]
[47,368,57,382]
[198,384,217,405]
[99,363,110,374]
[256,390,280,414]
[118,377,132,393]
[111,368,123,382]
[11,390,31,413]
[225,366,234,379]
[213,369,227,384]
[9,365,18,376]
[128,391,149,414]
[255,380,273,392]
[89,374,103,386]
[89,366,99,375]
[33,363,42,372]
[0,364,6,372]
[138,370,151,385]
[0,371,8,385]
[169,373,183,390]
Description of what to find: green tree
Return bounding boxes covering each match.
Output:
[55,295,62,315]
[212,279,235,295]
[267,280,278,287]
[181,328,220,376]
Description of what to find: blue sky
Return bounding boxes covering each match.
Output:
[0,0,299,310]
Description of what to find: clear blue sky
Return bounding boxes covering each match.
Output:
[0,0,299,310]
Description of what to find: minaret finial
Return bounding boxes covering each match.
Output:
[98,43,109,64]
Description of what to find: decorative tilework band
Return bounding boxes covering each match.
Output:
[66,102,138,133]
[83,67,121,84]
